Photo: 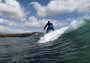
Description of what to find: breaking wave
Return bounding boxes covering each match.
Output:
[38,19,85,43]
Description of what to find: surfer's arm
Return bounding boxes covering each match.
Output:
[43,24,48,30]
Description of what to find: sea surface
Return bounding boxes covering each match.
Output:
[0,20,90,63]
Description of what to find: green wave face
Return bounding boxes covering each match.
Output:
[52,20,90,63]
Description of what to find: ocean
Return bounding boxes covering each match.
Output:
[0,20,90,63]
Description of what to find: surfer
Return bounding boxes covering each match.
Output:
[43,21,55,33]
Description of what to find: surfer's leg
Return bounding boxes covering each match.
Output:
[46,29,48,33]
[46,29,50,33]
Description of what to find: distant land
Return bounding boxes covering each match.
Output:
[0,32,43,37]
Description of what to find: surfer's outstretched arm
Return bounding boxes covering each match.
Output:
[43,23,48,30]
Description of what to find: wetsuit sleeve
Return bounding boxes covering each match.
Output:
[43,23,48,30]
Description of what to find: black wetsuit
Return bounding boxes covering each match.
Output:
[44,22,54,33]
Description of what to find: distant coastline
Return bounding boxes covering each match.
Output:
[0,32,43,37]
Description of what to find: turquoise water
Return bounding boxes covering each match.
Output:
[0,21,90,63]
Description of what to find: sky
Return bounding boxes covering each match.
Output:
[0,0,90,33]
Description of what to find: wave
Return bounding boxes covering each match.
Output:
[38,19,86,43]
[36,19,90,63]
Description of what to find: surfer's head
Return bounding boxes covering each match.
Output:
[48,21,51,23]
